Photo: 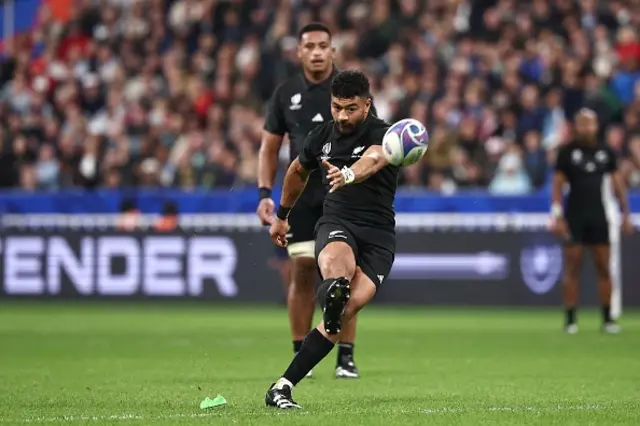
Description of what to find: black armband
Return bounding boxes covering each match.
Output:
[276,205,291,220]
[258,187,272,200]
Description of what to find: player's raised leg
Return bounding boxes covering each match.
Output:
[265,240,376,409]
[286,204,360,379]
[562,244,583,334]
[591,244,621,334]
[316,240,356,335]
[316,250,377,340]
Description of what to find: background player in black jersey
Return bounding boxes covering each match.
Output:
[550,108,633,334]
[257,23,360,379]
[263,70,399,409]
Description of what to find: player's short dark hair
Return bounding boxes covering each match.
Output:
[298,22,331,41]
[330,70,370,100]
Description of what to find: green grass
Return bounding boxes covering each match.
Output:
[0,302,639,425]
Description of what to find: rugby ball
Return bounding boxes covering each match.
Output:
[382,118,429,167]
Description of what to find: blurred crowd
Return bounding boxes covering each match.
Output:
[0,0,639,194]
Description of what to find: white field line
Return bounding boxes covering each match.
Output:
[423,404,605,414]
[0,413,211,424]
[0,404,607,423]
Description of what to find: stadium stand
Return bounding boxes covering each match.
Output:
[0,0,639,195]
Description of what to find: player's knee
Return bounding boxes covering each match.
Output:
[318,245,356,279]
[291,256,317,291]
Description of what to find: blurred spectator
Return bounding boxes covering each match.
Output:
[117,198,140,231]
[154,200,178,232]
[0,0,639,194]
[489,147,533,195]
[523,130,548,188]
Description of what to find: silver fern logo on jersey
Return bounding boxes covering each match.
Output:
[520,239,562,295]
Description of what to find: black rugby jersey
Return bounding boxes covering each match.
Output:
[555,141,618,217]
[298,114,399,228]
[263,69,339,205]
[263,69,378,206]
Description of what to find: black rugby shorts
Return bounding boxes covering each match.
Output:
[566,214,610,245]
[314,215,395,287]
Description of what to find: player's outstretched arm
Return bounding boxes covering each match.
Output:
[323,146,388,193]
[280,157,311,210]
[271,158,311,247]
[349,145,389,183]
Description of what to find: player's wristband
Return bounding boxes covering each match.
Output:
[258,187,272,200]
[551,203,563,218]
[276,205,291,220]
[340,167,355,184]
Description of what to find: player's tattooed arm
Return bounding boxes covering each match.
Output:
[280,157,311,209]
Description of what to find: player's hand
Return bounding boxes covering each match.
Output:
[549,217,570,240]
[622,215,634,236]
[256,198,275,225]
[269,217,289,248]
[322,160,345,193]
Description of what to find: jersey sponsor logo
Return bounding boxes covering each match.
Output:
[328,230,346,239]
[520,236,562,295]
[321,142,331,160]
[351,146,365,158]
[377,274,385,283]
[290,93,302,110]
[312,113,324,122]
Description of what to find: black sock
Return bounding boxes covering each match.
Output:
[602,305,612,323]
[283,329,335,386]
[337,342,354,360]
[293,340,303,354]
[566,307,576,325]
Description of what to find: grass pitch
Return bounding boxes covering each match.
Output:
[0,302,639,425]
